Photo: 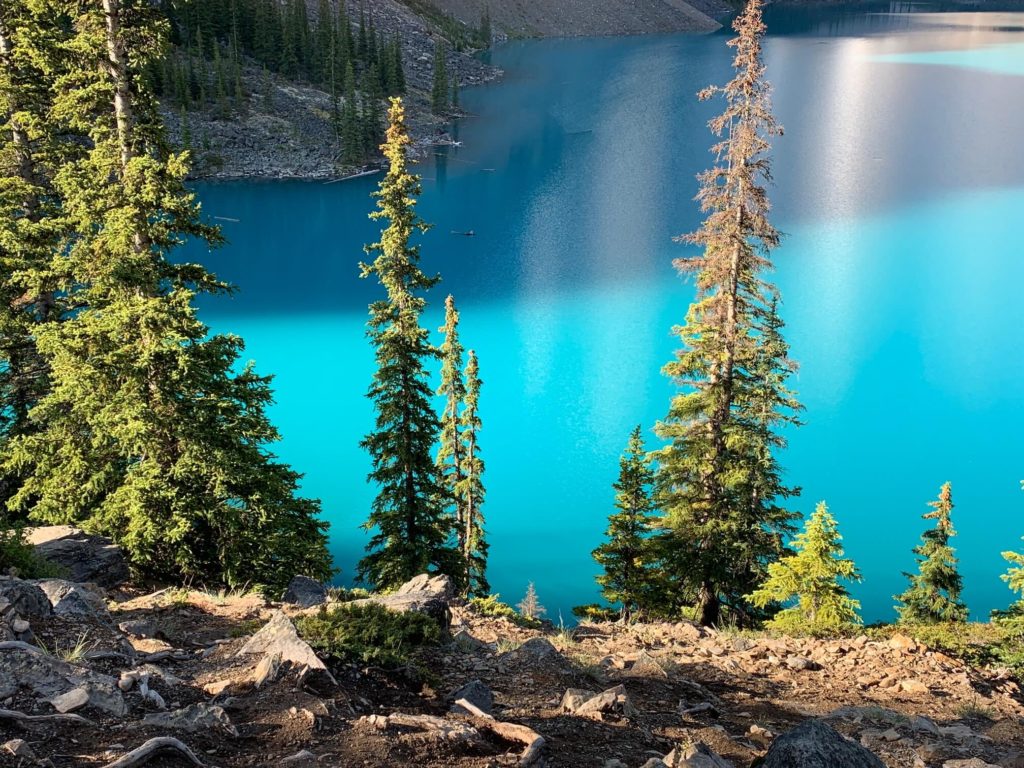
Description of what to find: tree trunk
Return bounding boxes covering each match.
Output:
[697,581,720,627]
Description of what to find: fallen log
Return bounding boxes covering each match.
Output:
[100,737,204,768]
[361,712,482,746]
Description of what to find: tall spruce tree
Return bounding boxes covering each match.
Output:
[748,502,862,634]
[456,349,487,595]
[895,482,968,623]
[593,426,657,621]
[653,0,798,626]
[358,97,460,590]
[431,40,448,115]
[2,0,330,592]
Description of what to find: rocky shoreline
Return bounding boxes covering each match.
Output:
[1,527,1022,767]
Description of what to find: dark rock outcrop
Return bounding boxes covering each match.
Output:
[35,580,110,619]
[449,679,493,715]
[26,526,128,588]
[761,719,886,768]
[281,576,328,608]
[0,578,52,618]
[350,573,455,627]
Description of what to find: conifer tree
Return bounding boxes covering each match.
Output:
[593,426,657,621]
[748,502,862,634]
[340,61,361,163]
[358,98,460,590]
[1000,536,1024,615]
[456,350,488,596]
[3,0,330,592]
[479,6,492,48]
[436,295,466,529]
[895,482,968,623]
[518,581,546,620]
[653,0,798,626]
[431,40,449,115]
[451,77,460,111]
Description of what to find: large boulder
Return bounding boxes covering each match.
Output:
[237,610,332,683]
[761,719,885,768]
[349,573,455,626]
[26,526,128,588]
[281,576,328,608]
[0,578,52,618]
[0,645,126,716]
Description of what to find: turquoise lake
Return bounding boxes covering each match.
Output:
[188,6,1024,623]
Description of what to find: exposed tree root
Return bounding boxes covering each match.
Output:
[100,737,205,768]
[0,708,94,727]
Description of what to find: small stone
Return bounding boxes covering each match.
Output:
[50,687,90,713]
[628,651,669,678]
[889,633,918,652]
[560,688,598,713]
[679,701,718,717]
[10,618,29,634]
[117,672,136,692]
[666,741,732,768]
[750,724,774,740]
[203,679,233,696]
[943,761,1002,768]
[281,750,317,764]
[785,655,818,671]
[449,679,493,715]
[2,739,34,759]
[900,679,930,694]
[881,728,901,742]
[253,651,282,687]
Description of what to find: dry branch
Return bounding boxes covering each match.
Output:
[100,737,204,768]
[480,720,546,766]
[0,708,94,727]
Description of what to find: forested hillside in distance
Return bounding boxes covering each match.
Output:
[155,0,497,179]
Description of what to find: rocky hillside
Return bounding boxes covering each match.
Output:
[2,527,1023,768]
[409,0,728,38]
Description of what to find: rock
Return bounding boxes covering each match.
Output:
[911,715,941,736]
[785,655,818,671]
[142,703,238,736]
[679,701,719,717]
[449,679,493,715]
[889,633,918,653]
[943,761,1002,768]
[281,575,328,608]
[10,618,29,634]
[118,619,159,638]
[665,742,732,768]
[628,651,669,678]
[253,651,282,687]
[26,525,128,587]
[0,646,126,715]
[749,724,774,740]
[573,684,638,718]
[282,750,317,764]
[900,679,930,694]
[50,686,90,713]
[641,761,670,768]
[34,579,109,619]
[236,611,329,676]
[2,739,34,759]
[603,761,628,768]
[511,637,558,659]
[203,679,233,696]
[560,688,598,713]
[761,719,885,768]
[350,573,454,626]
[0,578,51,618]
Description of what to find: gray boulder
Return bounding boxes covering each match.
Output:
[349,573,455,626]
[142,703,238,736]
[281,575,328,608]
[26,526,128,588]
[34,579,109,619]
[665,742,732,768]
[0,578,51,618]
[237,610,330,678]
[0,645,125,715]
[761,719,885,768]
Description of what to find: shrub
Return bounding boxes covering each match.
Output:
[0,524,60,578]
[296,603,441,668]
[468,593,541,628]
[572,603,619,623]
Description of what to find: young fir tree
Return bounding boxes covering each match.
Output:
[593,426,657,621]
[747,502,862,634]
[479,5,492,48]
[3,0,331,592]
[1000,536,1024,616]
[436,295,466,541]
[895,482,968,624]
[456,350,488,596]
[653,0,798,627]
[518,581,546,620]
[358,98,461,591]
[431,40,449,115]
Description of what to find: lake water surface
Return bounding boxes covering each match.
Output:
[189,5,1024,622]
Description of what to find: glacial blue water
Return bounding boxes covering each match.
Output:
[187,7,1024,623]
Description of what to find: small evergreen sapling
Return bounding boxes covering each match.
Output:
[747,502,862,634]
[895,482,968,624]
[593,426,657,621]
[1000,536,1024,616]
[518,582,546,621]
